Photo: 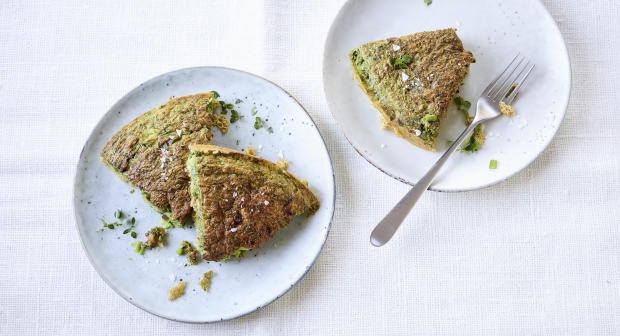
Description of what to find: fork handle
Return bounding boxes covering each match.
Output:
[370,121,482,247]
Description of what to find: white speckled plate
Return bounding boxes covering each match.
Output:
[323,0,571,191]
[74,67,335,323]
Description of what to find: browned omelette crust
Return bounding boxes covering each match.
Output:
[100,93,229,223]
[349,28,475,151]
[187,144,320,261]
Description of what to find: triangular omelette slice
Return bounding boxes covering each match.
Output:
[349,28,475,151]
[187,144,320,261]
[100,92,229,225]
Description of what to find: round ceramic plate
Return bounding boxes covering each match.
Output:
[74,67,335,323]
[323,0,570,191]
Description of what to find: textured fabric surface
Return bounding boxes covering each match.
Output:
[1,0,619,335]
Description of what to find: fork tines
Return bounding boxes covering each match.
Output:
[486,54,535,104]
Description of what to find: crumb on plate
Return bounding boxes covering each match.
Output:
[168,280,186,301]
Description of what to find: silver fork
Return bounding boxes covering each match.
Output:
[370,54,535,247]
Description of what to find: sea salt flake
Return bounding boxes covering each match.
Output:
[401,72,410,81]
[414,129,422,136]
[392,44,401,51]
[230,227,238,233]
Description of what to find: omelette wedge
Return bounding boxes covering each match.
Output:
[100,92,229,225]
[187,144,320,261]
[349,28,475,151]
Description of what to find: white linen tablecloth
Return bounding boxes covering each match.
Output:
[1,0,619,334]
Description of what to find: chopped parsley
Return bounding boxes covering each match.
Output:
[121,216,137,238]
[251,106,258,116]
[489,159,498,169]
[454,96,486,152]
[254,116,264,129]
[211,91,220,98]
[97,218,120,231]
[267,126,274,133]
[98,210,137,238]
[235,98,243,104]
[454,96,472,117]
[392,54,414,70]
[424,0,432,6]
[219,101,234,114]
[461,124,485,153]
[230,110,241,123]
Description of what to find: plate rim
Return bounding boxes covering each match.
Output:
[73,66,336,323]
[322,0,572,192]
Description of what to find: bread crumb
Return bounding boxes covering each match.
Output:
[168,281,186,300]
[200,271,214,292]
[244,147,257,156]
[499,101,515,116]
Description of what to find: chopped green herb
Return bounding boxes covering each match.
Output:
[489,159,498,169]
[122,228,131,234]
[230,110,240,123]
[461,124,485,153]
[454,96,471,114]
[98,218,118,231]
[130,231,138,239]
[392,54,413,69]
[267,126,274,134]
[424,0,432,6]
[211,91,220,98]
[130,189,135,194]
[114,209,124,219]
[251,106,258,116]
[423,114,438,122]
[219,101,228,114]
[132,241,146,255]
[254,116,264,129]
[235,98,243,104]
